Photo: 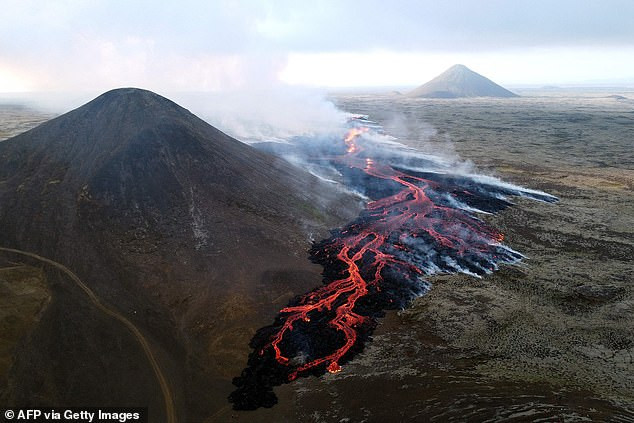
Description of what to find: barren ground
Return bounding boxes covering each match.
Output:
[230,90,634,422]
[2,90,633,421]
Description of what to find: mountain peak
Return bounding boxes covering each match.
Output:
[448,64,469,71]
[0,88,317,218]
[99,87,156,98]
[0,87,355,259]
[80,87,186,117]
[407,64,518,98]
[90,87,176,106]
[3,87,209,169]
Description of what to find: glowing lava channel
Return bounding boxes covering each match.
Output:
[265,127,510,378]
[230,119,556,410]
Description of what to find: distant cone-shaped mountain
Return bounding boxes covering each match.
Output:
[0,88,358,421]
[407,64,518,98]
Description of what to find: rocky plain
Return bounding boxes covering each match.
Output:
[1,88,632,422]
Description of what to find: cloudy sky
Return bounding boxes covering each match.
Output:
[1,0,634,93]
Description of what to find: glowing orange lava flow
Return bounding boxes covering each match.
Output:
[344,127,368,153]
[262,127,501,379]
[230,119,557,410]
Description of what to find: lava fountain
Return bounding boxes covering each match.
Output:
[230,118,557,410]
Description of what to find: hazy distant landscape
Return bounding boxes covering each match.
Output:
[0,104,54,141]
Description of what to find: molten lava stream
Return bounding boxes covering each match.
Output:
[261,126,501,379]
[266,231,408,379]
[230,119,552,410]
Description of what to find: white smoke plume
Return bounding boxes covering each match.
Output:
[172,87,350,143]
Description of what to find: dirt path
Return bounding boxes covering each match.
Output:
[0,247,177,423]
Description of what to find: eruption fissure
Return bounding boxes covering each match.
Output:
[230,118,557,410]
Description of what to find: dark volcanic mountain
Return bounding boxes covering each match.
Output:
[407,64,518,98]
[0,88,358,421]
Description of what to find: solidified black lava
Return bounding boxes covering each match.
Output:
[231,121,557,411]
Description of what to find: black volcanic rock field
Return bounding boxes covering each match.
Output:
[267,91,632,422]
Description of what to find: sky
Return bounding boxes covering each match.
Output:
[1,0,634,93]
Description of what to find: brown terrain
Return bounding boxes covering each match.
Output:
[1,88,632,422]
[0,104,54,141]
[247,90,632,422]
[0,89,360,422]
[217,90,634,422]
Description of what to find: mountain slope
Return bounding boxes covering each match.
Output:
[407,64,518,98]
[0,88,359,420]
